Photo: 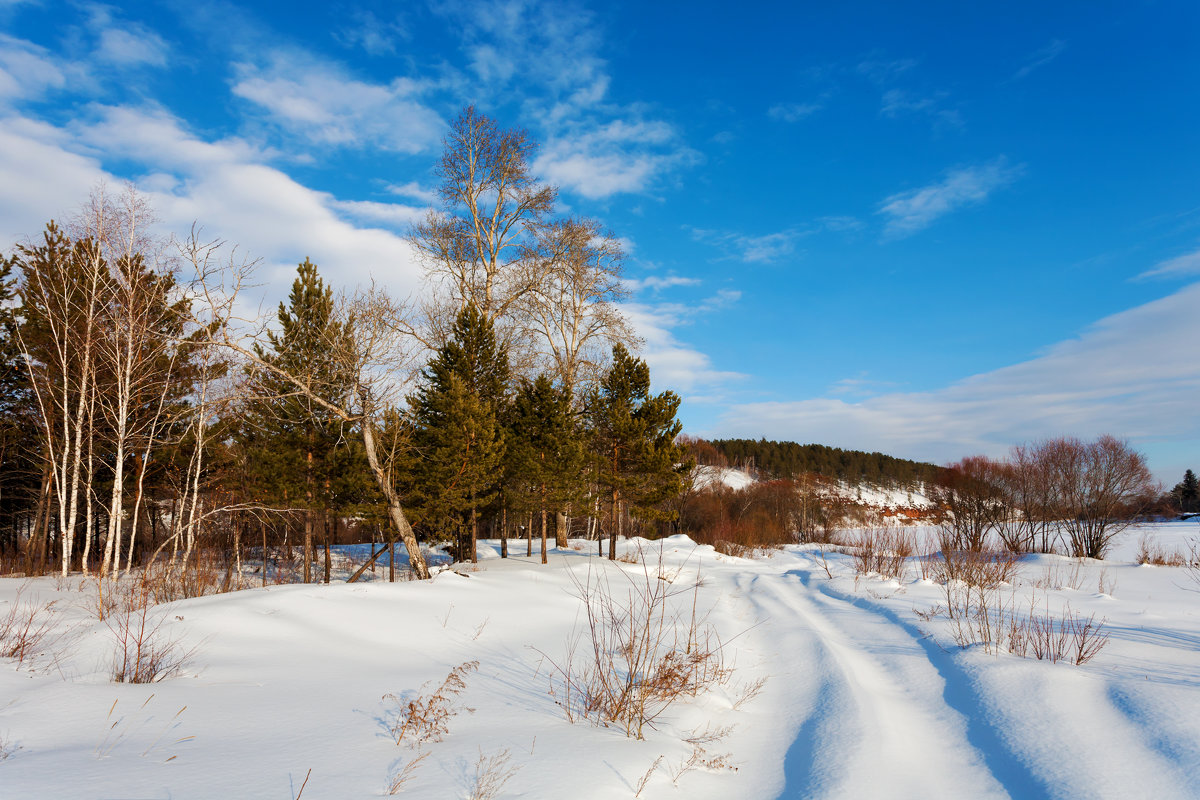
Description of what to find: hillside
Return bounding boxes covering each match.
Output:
[696,439,942,488]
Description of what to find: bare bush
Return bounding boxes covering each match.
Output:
[849,528,914,581]
[467,748,520,800]
[0,586,55,667]
[106,583,195,683]
[384,661,479,747]
[634,755,663,798]
[541,552,731,739]
[944,584,1109,665]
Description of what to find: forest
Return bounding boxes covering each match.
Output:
[0,107,689,585]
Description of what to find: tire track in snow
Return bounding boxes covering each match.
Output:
[746,565,1030,799]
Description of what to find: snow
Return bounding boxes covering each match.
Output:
[691,465,757,492]
[2,521,1199,799]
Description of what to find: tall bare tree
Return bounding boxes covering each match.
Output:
[523,217,637,400]
[409,105,556,340]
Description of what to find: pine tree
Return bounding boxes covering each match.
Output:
[589,344,687,559]
[244,259,356,582]
[506,374,585,564]
[408,304,509,562]
[1179,469,1198,514]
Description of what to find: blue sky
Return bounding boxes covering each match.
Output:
[1,0,1198,483]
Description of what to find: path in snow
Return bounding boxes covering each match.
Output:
[745,556,1030,799]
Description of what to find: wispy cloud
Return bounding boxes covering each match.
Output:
[620,294,745,395]
[386,181,438,205]
[1137,247,1200,280]
[231,51,443,153]
[623,274,701,293]
[1012,39,1067,81]
[880,89,964,130]
[334,10,411,56]
[690,216,861,263]
[768,102,821,122]
[879,158,1022,237]
[716,281,1200,466]
[0,35,66,102]
[535,118,699,199]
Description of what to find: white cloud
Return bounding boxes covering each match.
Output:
[1012,39,1067,81]
[689,226,804,264]
[95,26,168,68]
[623,275,700,293]
[386,181,438,205]
[715,282,1200,465]
[231,52,443,153]
[0,34,66,102]
[768,102,821,122]
[620,299,745,395]
[0,106,426,306]
[879,159,1022,237]
[535,118,698,199]
[1138,247,1200,279]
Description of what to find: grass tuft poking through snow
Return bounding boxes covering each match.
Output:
[384,660,479,747]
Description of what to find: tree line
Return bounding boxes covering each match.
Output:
[0,107,688,583]
[691,437,942,488]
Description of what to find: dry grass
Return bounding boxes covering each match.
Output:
[106,582,195,683]
[848,529,914,581]
[466,748,520,800]
[0,584,55,667]
[1136,534,1188,567]
[0,732,18,761]
[540,550,732,739]
[384,661,479,748]
[385,751,430,795]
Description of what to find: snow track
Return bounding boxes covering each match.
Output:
[747,563,1013,798]
[746,550,1200,800]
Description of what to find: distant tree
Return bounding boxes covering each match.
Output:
[1044,435,1156,559]
[928,456,1007,551]
[408,304,509,562]
[1176,469,1198,514]
[589,344,687,559]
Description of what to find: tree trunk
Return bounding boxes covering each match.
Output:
[500,503,507,559]
[540,495,548,565]
[555,510,568,549]
[526,512,532,557]
[361,417,430,580]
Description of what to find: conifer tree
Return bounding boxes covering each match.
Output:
[245,259,355,582]
[589,344,687,559]
[506,374,585,564]
[1178,469,1198,514]
[408,304,509,562]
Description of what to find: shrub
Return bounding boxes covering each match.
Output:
[848,528,914,581]
[384,661,479,747]
[541,550,731,739]
[106,583,195,683]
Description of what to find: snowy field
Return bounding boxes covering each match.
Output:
[1,521,1199,799]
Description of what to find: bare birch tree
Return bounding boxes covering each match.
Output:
[409,106,556,348]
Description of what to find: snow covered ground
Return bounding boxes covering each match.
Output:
[1,521,1199,799]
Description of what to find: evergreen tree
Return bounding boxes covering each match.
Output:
[1178,469,1198,514]
[506,374,586,564]
[408,304,509,562]
[243,259,357,582]
[589,344,687,559]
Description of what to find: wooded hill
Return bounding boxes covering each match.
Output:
[692,438,942,488]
